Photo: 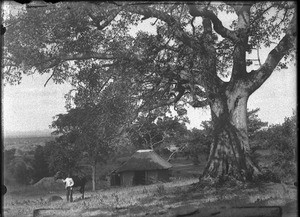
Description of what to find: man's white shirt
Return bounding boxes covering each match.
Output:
[62,177,74,188]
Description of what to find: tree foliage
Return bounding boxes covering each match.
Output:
[4,2,295,109]
[43,138,82,175]
[48,80,133,190]
[51,81,133,161]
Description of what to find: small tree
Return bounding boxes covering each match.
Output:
[51,81,132,191]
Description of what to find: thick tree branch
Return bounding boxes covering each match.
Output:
[187,3,239,43]
[126,4,199,49]
[199,18,224,93]
[229,7,252,85]
[245,12,296,95]
[87,7,123,30]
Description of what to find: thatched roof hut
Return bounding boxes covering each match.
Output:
[110,150,172,186]
[116,149,172,172]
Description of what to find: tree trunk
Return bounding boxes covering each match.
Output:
[202,91,260,183]
[91,163,96,191]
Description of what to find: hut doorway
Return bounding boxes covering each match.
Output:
[110,173,121,186]
[134,171,145,185]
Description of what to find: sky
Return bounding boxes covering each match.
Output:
[1,2,297,136]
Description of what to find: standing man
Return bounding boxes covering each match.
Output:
[62,175,74,202]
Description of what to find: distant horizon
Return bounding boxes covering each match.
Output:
[3,129,54,138]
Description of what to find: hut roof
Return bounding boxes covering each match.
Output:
[115,149,172,172]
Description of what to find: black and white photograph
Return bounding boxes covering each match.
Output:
[1,1,297,216]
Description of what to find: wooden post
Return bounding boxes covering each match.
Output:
[91,164,96,191]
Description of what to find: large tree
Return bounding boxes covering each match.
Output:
[2,1,296,183]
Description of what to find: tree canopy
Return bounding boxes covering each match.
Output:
[3,2,295,111]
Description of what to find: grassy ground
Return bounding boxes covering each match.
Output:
[3,178,297,217]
